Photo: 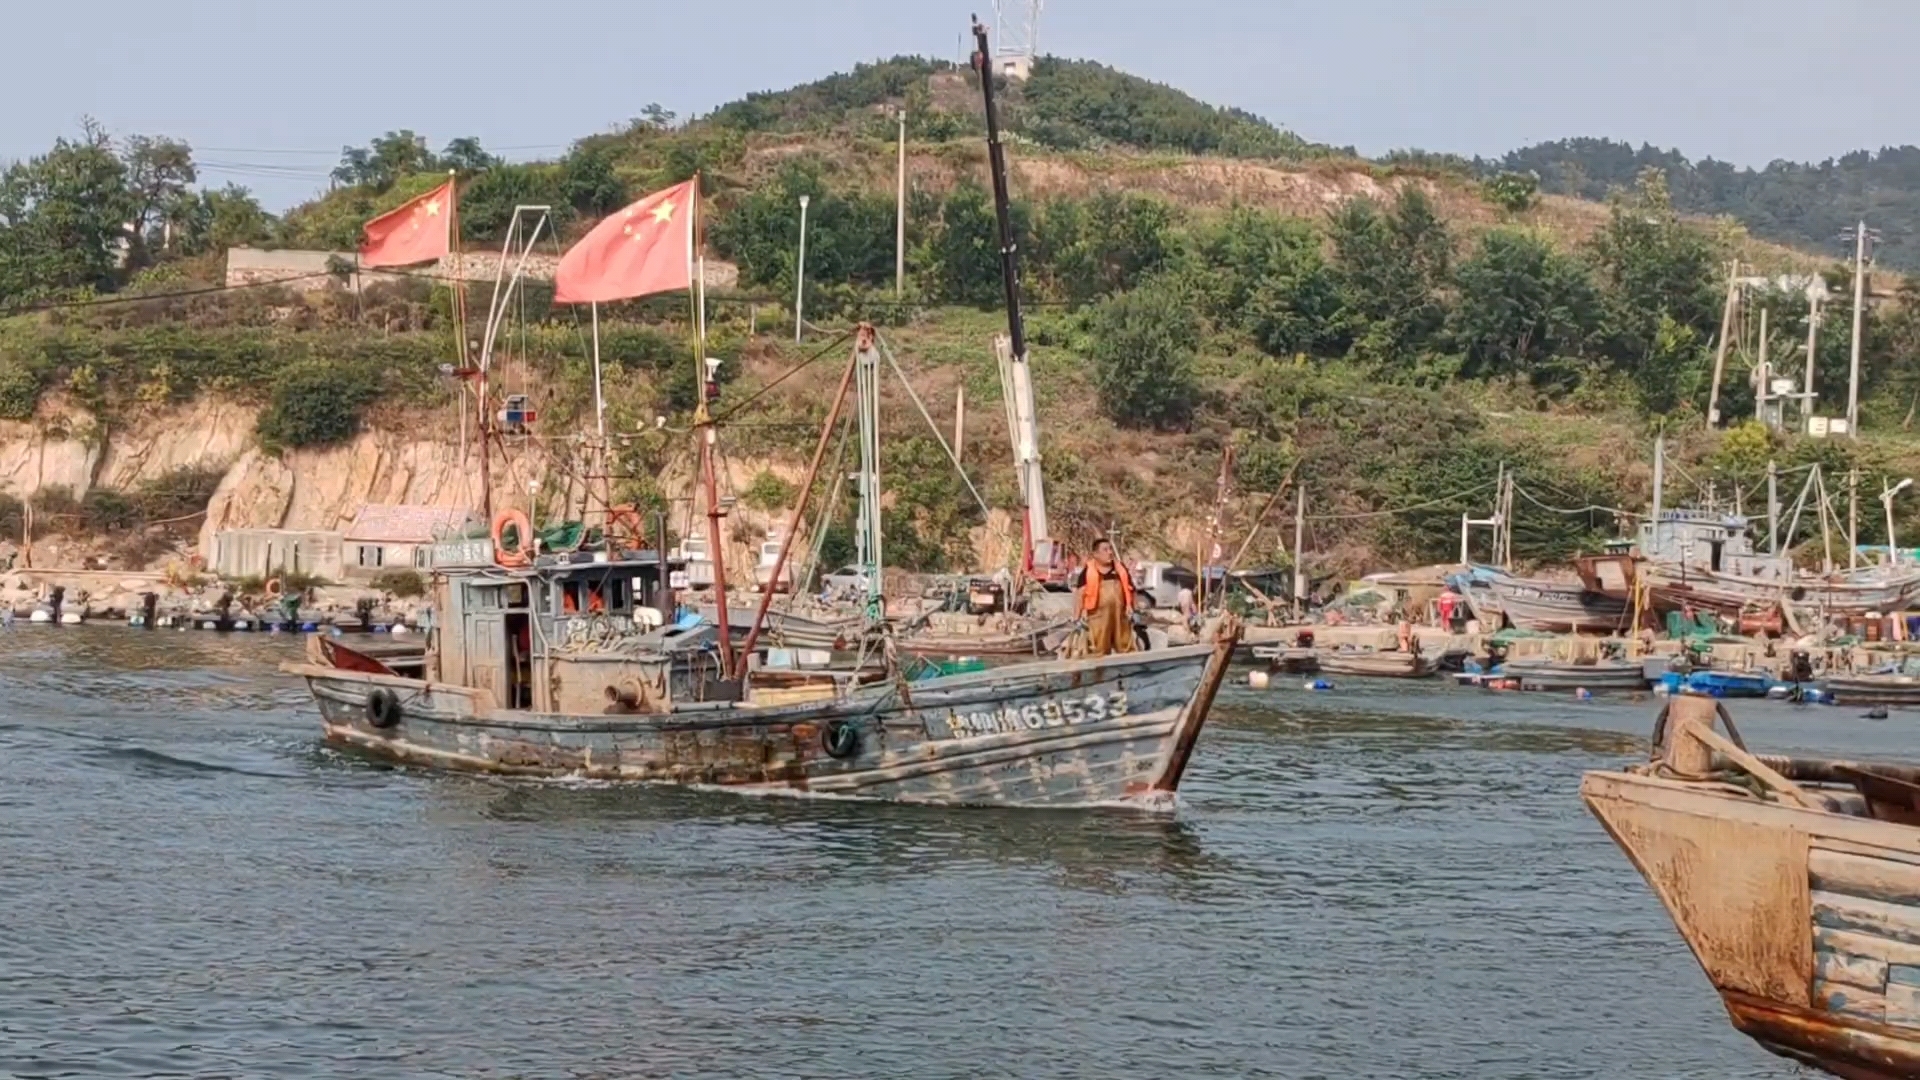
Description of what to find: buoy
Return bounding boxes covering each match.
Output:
[492,508,534,567]
[1307,679,1334,691]
[28,608,52,624]
[1574,687,1592,701]
[1247,670,1270,689]
[59,610,83,625]
[264,577,283,598]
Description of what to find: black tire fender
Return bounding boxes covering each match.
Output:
[822,719,860,760]
[365,688,403,729]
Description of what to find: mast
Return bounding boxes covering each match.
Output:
[446,171,491,525]
[682,179,735,678]
[854,325,885,624]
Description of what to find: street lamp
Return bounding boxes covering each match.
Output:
[1882,477,1914,566]
[794,194,811,343]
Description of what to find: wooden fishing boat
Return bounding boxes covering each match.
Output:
[285,546,1242,806]
[1314,649,1436,679]
[1823,673,1920,708]
[1584,696,1920,1079]
[1501,659,1646,692]
[1451,566,1626,634]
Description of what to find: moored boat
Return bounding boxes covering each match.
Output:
[1501,658,1647,692]
[1313,648,1436,679]
[1823,673,1920,708]
[1584,696,1920,1079]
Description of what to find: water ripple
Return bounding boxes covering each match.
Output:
[0,632,1819,1079]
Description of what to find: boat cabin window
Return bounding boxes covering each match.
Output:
[558,575,631,616]
[1709,539,1724,572]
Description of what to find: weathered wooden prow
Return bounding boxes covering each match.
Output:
[307,633,397,676]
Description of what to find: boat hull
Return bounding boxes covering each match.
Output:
[1504,662,1647,692]
[291,637,1237,808]
[1823,675,1920,707]
[1582,769,1920,1080]
[1315,651,1436,679]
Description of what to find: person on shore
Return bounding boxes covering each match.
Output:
[1080,537,1136,656]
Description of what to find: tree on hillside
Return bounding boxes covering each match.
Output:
[707,162,896,294]
[1450,229,1601,385]
[332,130,436,189]
[1327,189,1453,366]
[1029,192,1175,306]
[1185,208,1340,358]
[1089,282,1199,429]
[439,136,499,175]
[1587,170,1724,409]
[121,135,197,263]
[167,184,275,256]
[924,182,1021,307]
[0,120,137,304]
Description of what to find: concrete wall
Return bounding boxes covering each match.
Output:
[211,529,344,582]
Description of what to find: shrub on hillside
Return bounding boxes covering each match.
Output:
[1088,284,1199,429]
[256,361,379,451]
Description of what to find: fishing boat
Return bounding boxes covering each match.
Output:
[1501,659,1647,692]
[1584,695,1920,1079]
[285,543,1242,805]
[1313,649,1436,679]
[1823,672,1920,708]
[1451,566,1627,634]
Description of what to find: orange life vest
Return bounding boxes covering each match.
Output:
[1080,559,1135,614]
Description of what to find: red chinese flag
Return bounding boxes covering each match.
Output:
[554,180,696,304]
[358,180,455,268]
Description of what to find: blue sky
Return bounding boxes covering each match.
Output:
[5,0,1913,209]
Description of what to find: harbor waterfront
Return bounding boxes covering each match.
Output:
[3,627,1881,1079]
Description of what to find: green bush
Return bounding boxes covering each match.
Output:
[1088,284,1200,429]
[371,569,427,598]
[742,470,795,511]
[256,361,379,451]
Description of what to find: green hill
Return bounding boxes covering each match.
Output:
[1493,138,1920,271]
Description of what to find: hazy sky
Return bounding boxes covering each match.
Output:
[5,0,1914,209]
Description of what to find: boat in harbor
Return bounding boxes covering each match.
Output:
[1584,695,1920,1079]
[1822,672,1920,708]
[1452,565,1628,634]
[284,543,1242,805]
[1500,658,1647,692]
[1313,648,1436,679]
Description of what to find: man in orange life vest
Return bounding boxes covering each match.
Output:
[1080,537,1136,656]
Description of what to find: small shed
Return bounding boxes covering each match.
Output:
[342,504,479,581]
[210,528,344,583]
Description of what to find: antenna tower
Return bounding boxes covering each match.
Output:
[992,0,1043,80]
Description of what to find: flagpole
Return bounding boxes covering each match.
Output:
[688,175,734,680]
[590,299,610,544]
[447,170,476,514]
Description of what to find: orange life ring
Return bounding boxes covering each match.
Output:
[493,509,534,567]
[264,577,283,597]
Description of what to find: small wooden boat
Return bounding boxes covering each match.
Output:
[1252,645,1319,674]
[1823,673,1920,708]
[1501,659,1647,692]
[1585,695,1920,1079]
[1313,649,1436,679]
[1452,566,1627,634]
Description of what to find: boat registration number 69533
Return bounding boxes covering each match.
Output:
[945,691,1128,738]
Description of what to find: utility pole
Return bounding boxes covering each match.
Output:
[1849,468,1860,570]
[1293,484,1307,621]
[1707,260,1739,427]
[794,194,811,343]
[1847,221,1870,438]
[1755,306,1770,427]
[895,108,907,300]
[1803,290,1821,426]
[1767,460,1779,556]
